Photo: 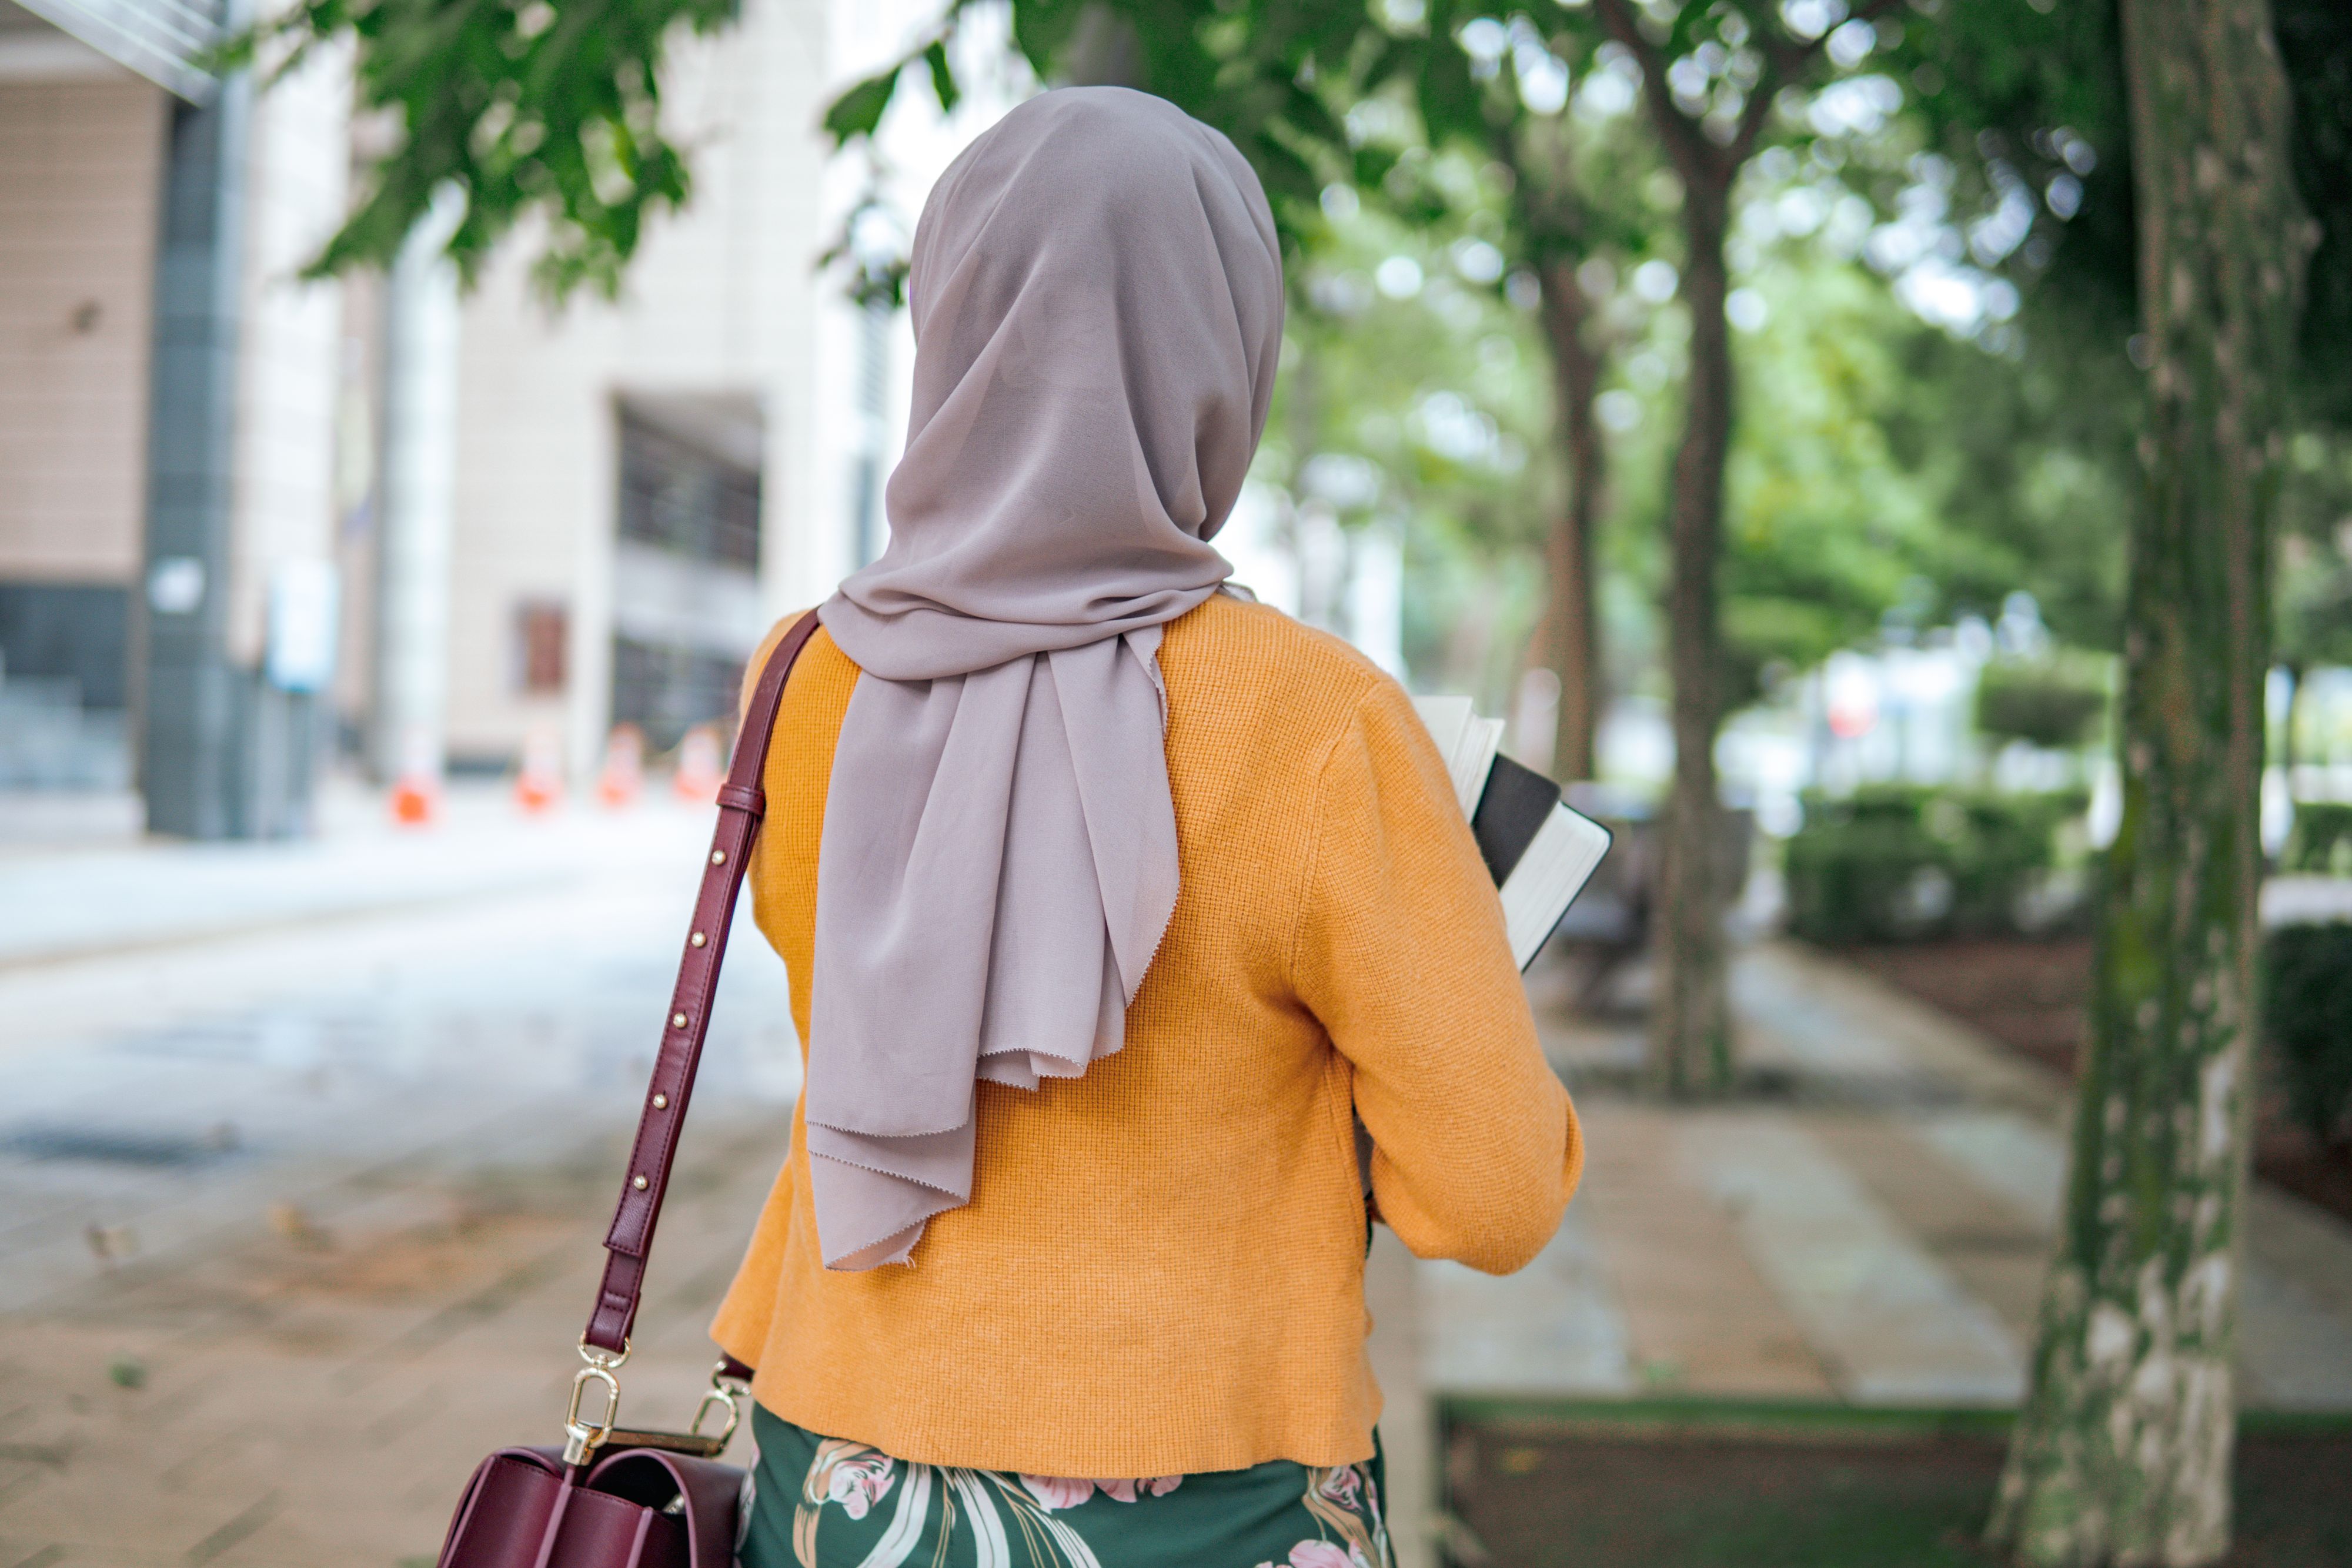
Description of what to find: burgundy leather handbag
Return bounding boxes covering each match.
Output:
[435,613,823,1568]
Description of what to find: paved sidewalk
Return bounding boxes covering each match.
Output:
[0,798,806,1567]
[0,1103,794,1567]
[1424,940,2352,1413]
[0,784,694,971]
[0,800,1440,1567]
[5,797,2349,1568]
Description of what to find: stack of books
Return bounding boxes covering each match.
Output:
[1412,697,1612,971]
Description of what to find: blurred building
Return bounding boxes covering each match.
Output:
[0,0,1401,840]
[0,0,922,835]
[0,0,346,833]
[369,2,840,788]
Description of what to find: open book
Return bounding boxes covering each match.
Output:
[1412,697,1613,971]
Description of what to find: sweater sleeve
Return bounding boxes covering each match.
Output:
[1289,675,1582,1275]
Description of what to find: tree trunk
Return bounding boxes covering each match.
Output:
[1538,258,1606,782]
[1646,185,1733,1096]
[1986,0,2309,1561]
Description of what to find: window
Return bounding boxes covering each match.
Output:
[610,636,743,754]
[616,407,760,571]
[513,600,567,694]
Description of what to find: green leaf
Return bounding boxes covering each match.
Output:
[823,65,903,145]
[924,40,961,114]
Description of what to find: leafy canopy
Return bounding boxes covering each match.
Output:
[230,0,738,297]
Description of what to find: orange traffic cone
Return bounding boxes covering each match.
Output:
[597,724,644,809]
[673,724,723,804]
[389,726,440,827]
[514,723,564,815]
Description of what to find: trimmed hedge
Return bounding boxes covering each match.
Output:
[2266,922,2352,1152]
[1976,653,2112,751]
[1786,785,2090,946]
[2284,803,2352,876]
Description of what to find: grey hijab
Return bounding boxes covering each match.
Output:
[807,88,1285,1269]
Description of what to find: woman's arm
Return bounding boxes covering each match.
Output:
[1289,676,1583,1276]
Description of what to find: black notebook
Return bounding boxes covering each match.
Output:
[1414,697,1613,970]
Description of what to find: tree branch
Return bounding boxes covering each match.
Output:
[1589,0,1720,187]
[1726,53,1785,165]
[1596,0,1909,188]
[1497,116,1603,270]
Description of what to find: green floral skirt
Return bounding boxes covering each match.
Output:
[739,1403,1391,1568]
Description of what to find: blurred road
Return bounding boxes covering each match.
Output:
[0,792,804,1567]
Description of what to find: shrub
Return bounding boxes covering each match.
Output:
[1785,785,2090,945]
[2284,803,2352,876]
[2266,922,2352,1152]
[1976,653,2111,751]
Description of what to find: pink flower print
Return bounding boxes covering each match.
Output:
[823,1454,895,1521]
[1019,1472,1185,1510]
[1019,1475,1097,1512]
[1099,1475,1182,1502]
[1315,1466,1363,1510]
[1286,1542,1370,1568]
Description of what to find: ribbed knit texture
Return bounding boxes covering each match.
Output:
[711,592,1582,1478]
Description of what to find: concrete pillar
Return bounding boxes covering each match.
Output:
[138,78,251,838]
[851,296,891,569]
[136,26,350,840]
[370,195,462,785]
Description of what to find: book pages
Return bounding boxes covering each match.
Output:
[1410,696,1471,805]
[1409,696,1504,816]
[1498,804,1614,969]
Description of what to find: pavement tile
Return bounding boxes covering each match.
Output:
[0,1093,789,1567]
[2247,1187,2352,1334]
[1734,942,2062,1112]
[1422,1204,1632,1396]
[2239,1267,2352,1410]
[1673,1113,2024,1405]
[1917,1106,2352,1410]
[1568,1102,1835,1400]
[1806,1112,2050,1339]
[0,792,700,971]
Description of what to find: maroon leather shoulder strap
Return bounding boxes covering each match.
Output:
[583,610,825,1356]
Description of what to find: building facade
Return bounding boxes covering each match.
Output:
[1,0,348,834]
[427,5,843,784]
[0,0,894,831]
[0,0,1374,834]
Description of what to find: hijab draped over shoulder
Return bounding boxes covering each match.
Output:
[808,87,1286,1269]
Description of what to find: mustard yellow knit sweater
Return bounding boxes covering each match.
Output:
[711,592,1581,1478]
